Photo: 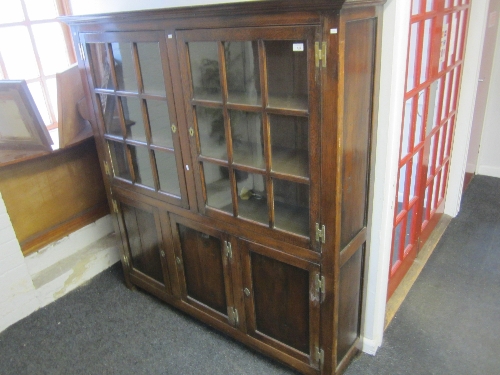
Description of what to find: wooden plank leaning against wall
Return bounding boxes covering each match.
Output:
[0,138,109,256]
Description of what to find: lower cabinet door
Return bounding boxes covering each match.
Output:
[169,214,239,327]
[115,195,175,298]
[240,240,322,371]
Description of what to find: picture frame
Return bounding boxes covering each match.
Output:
[0,80,53,152]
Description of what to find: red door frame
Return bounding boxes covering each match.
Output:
[388,0,470,299]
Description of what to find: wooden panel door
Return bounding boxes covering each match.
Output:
[114,194,175,298]
[80,31,191,208]
[176,26,321,251]
[389,0,470,298]
[239,239,321,373]
[169,214,240,328]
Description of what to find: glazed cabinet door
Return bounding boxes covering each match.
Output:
[80,31,190,208]
[176,26,322,251]
[239,240,322,373]
[114,194,176,299]
[169,214,240,328]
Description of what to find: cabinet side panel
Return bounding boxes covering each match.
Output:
[340,17,376,250]
[337,245,363,361]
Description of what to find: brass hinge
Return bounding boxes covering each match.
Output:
[315,273,326,303]
[315,223,326,244]
[78,43,86,61]
[315,346,324,368]
[228,307,239,327]
[315,41,327,68]
[123,254,130,267]
[112,199,119,214]
[225,241,233,260]
[104,161,111,176]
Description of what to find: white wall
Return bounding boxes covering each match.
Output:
[0,190,118,333]
[0,193,40,333]
[445,0,495,216]
[70,0,253,15]
[477,18,500,178]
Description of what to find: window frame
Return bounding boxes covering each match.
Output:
[0,0,76,130]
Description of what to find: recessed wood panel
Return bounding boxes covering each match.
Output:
[178,224,227,315]
[122,203,164,284]
[251,252,310,353]
[340,17,376,249]
[337,246,363,362]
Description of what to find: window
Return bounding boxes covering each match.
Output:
[0,0,75,130]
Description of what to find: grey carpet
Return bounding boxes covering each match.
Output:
[346,175,500,375]
[1,175,499,375]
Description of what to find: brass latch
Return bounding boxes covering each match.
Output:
[228,307,239,327]
[225,241,233,260]
[104,161,111,176]
[315,41,327,68]
[112,199,119,214]
[315,223,326,244]
[315,346,324,368]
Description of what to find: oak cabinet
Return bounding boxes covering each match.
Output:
[64,1,384,374]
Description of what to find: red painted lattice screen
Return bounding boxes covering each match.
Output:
[388,0,470,298]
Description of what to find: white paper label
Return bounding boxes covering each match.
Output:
[293,43,304,52]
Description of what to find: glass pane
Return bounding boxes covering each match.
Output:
[137,42,166,96]
[397,163,407,216]
[230,110,264,169]
[420,19,432,84]
[270,115,309,177]
[155,150,180,196]
[405,207,413,252]
[266,40,308,111]
[146,99,173,148]
[98,94,121,136]
[225,41,261,106]
[32,22,71,76]
[27,81,51,125]
[196,106,227,160]
[236,171,267,225]
[188,42,221,101]
[412,0,422,15]
[88,43,114,90]
[274,179,309,237]
[392,221,403,267]
[46,78,57,122]
[401,97,413,157]
[122,203,164,284]
[108,141,131,180]
[24,0,58,20]
[409,152,420,200]
[0,26,39,79]
[406,22,419,93]
[130,145,154,187]
[112,42,138,92]
[414,90,426,147]
[0,1,24,23]
[203,162,232,213]
[121,97,147,142]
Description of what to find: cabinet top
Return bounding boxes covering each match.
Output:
[61,0,385,26]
